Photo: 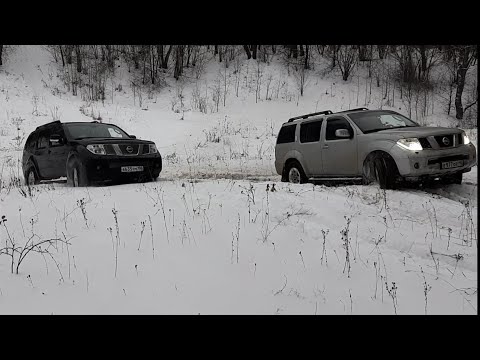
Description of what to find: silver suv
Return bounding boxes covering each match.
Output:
[274,108,477,189]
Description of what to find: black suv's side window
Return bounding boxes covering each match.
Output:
[37,132,48,149]
[326,118,354,140]
[25,133,37,151]
[277,124,296,144]
[300,120,323,143]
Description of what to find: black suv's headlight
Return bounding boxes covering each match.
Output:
[462,132,471,145]
[397,138,423,151]
[148,144,158,154]
[86,144,107,155]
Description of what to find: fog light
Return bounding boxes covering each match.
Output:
[97,165,101,170]
[414,163,419,169]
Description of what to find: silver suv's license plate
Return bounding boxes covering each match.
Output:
[121,166,144,173]
[442,160,463,169]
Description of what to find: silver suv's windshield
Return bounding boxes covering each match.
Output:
[64,123,130,140]
[348,111,418,134]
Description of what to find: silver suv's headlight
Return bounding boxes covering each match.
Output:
[463,132,471,145]
[149,144,158,154]
[86,144,106,155]
[397,138,423,151]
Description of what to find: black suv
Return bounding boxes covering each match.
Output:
[22,120,162,186]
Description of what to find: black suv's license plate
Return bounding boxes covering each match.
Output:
[121,166,144,173]
[441,160,463,169]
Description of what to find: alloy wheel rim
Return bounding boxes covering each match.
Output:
[289,168,300,184]
[28,171,35,185]
[73,168,79,187]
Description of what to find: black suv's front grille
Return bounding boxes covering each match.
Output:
[103,144,142,156]
[434,135,455,148]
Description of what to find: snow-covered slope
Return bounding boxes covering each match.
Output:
[0,45,477,314]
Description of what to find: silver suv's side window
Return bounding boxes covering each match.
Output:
[326,118,353,140]
[300,120,323,143]
[277,124,296,144]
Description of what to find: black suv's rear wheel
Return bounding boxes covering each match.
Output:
[285,161,307,184]
[67,158,89,187]
[25,163,40,186]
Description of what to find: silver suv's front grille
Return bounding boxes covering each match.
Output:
[434,135,455,148]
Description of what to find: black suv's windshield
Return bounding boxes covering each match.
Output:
[348,111,418,134]
[64,123,130,140]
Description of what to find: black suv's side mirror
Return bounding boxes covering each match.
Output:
[49,134,63,146]
[130,135,137,139]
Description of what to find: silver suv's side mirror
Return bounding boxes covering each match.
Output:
[335,129,351,138]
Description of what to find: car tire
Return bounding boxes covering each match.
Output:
[67,157,89,187]
[365,153,399,190]
[442,172,463,185]
[25,163,40,186]
[285,161,307,184]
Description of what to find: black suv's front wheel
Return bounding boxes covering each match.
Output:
[67,157,89,187]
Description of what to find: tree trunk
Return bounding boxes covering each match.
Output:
[251,45,257,60]
[291,45,298,59]
[419,45,427,82]
[75,45,82,73]
[66,45,73,64]
[299,45,304,57]
[163,45,173,69]
[0,45,3,66]
[59,45,65,67]
[174,45,185,80]
[304,45,310,69]
[243,45,251,59]
[455,67,468,119]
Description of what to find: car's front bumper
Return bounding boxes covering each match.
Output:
[83,155,162,183]
[391,143,477,178]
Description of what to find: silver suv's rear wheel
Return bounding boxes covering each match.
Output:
[285,161,307,184]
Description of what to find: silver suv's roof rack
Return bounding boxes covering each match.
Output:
[288,110,333,122]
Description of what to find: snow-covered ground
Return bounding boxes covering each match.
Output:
[0,45,477,314]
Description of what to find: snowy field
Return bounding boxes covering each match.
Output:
[0,46,477,314]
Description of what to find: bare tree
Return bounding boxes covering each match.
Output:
[174,45,185,80]
[0,44,3,66]
[337,45,357,81]
[75,45,82,73]
[454,45,477,120]
[243,45,252,59]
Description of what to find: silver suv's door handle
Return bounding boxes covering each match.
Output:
[323,145,329,149]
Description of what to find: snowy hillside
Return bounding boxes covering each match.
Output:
[0,45,477,314]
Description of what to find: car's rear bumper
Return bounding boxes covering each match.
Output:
[83,155,162,182]
[392,143,477,178]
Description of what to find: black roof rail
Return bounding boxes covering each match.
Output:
[288,110,333,122]
[335,107,369,114]
[35,120,61,130]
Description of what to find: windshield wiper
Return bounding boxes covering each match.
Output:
[74,136,99,140]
